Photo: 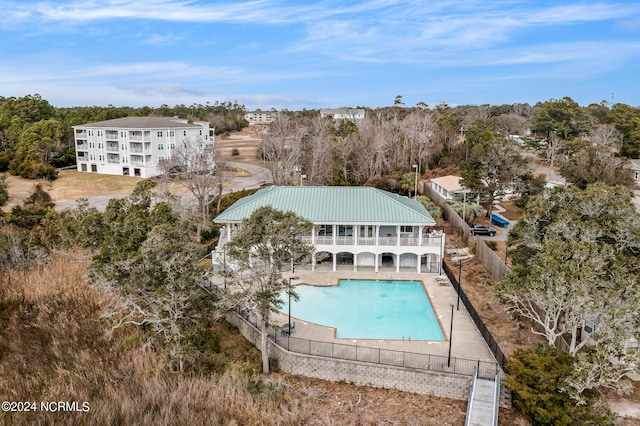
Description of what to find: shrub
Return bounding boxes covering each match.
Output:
[0,175,8,206]
[485,240,498,250]
[231,148,240,156]
[506,344,614,426]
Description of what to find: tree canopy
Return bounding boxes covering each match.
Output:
[86,181,212,370]
[461,119,530,218]
[218,206,314,373]
[498,183,640,397]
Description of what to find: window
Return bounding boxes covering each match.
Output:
[158,144,164,150]
[159,156,164,162]
[169,130,174,137]
[400,226,413,233]
[184,131,187,136]
[338,225,353,236]
[170,143,175,150]
[318,225,333,236]
[359,226,374,237]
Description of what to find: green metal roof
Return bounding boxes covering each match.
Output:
[214,186,436,225]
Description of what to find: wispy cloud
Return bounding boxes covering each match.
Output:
[1,1,639,108]
[290,2,640,64]
[140,33,184,46]
[117,84,204,97]
[5,1,633,27]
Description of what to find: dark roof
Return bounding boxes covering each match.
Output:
[75,116,202,129]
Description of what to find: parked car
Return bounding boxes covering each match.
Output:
[470,224,497,236]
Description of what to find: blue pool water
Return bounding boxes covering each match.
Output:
[280,279,444,340]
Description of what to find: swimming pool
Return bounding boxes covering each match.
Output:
[280,279,445,340]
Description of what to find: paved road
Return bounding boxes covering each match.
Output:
[524,152,565,185]
[225,161,272,192]
[56,162,273,212]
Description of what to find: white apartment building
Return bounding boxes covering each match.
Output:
[73,117,214,178]
[320,108,366,127]
[244,109,279,126]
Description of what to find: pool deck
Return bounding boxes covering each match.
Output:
[264,270,497,364]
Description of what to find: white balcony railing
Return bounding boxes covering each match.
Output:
[378,236,396,246]
[335,236,354,245]
[298,233,443,248]
[357,237,375,245]
[314,236,333,245]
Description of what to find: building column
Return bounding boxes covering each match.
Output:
[396,254,400,273]
[374,253,379,273]
[332,253,337,272]
[417,254,421,273]
[311,252,316,271]
[353,252,358,272]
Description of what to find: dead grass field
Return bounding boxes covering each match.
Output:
[1,170,141,212]
[216,127,263,167]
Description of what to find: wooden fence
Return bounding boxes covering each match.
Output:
[423,182,510,282]
[475,239,510,282]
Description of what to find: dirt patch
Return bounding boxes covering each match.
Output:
[278,374,528,425]
[496,201,523,221]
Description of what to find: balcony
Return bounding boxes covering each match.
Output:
[106,143,119,152]
[299,233,443,248]
[128,133,151,142]
[105,131,118,141]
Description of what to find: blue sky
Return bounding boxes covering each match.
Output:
[1,1,639,110]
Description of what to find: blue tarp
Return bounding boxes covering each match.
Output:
[491,214,510,227]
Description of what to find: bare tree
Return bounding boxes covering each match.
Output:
[159,136,217,242]
[259,115,305,185]
[401,110,439,168]
[588,123,623,152]
[301,117,334,185]
[354,117,390,179]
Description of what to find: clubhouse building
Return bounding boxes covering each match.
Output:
[213,186,444,273]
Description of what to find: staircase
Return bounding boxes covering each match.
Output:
[465,368,501,426]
